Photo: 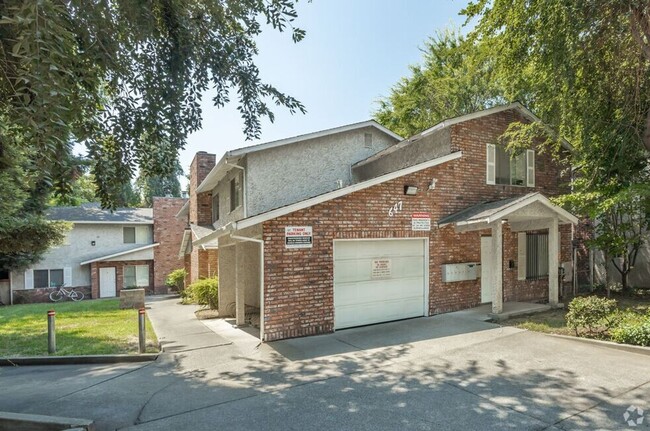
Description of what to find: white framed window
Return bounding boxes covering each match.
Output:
[486,144,535,187]
[33,269,64,288]
[124,265,149,288]
[517,232,549,280]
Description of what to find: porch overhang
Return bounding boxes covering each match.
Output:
[437,192,578,232]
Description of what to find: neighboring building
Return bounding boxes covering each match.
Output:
[9,197,186,304]
[185,103,579,342]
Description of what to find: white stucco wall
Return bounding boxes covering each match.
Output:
[209,163,246,229]
[11,223,153,290]
[244,127,397,218]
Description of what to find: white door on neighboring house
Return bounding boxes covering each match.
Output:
[99,267,117,298]
[480,236,493,303]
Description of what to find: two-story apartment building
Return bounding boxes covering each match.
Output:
[9,197,186,304]
[184,103,578,342]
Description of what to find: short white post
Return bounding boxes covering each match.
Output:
[138,308,146,354]
[491,221,503,314]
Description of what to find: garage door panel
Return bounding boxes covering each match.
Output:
[334,239,423,260]
[336,297,424,329]
[333,256,424,283]
[334,239,427,330]
[334,277,424,304]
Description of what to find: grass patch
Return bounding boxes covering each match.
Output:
[503,294,650,344]
[0,299,159,357]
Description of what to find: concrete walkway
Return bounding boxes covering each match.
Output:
[1,296,649,431]
[145,295,232,353]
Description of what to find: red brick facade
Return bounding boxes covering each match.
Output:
[189,152,216,226]
[90,260,154,298]
[152,197,188,293]
[261,109,573,341]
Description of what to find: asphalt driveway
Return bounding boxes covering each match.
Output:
[1,296,649,431]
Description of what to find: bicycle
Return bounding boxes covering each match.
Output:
[49,284,85,302]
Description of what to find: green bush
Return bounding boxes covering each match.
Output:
[611,321,650,346]
[165,268,187,294]
[566,296,619,336]
[186,277,218,309]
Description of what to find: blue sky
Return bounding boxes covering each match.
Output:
[180,0,472,182]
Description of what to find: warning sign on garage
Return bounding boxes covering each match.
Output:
[411,212,431,231]
[285,226,313,249]
[371,258,392,279]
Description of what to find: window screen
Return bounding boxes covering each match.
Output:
[34,270,49,288]
[495,145,528,186]
[123,227,136,243]
[230,176,241,212]
[49,269,64,287]
[526,233,549,279]
[212,193,220,222]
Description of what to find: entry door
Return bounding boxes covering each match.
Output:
[480,237,493,303]
[99,267,117,298]
[333,239,427,330]
[0,280,9,305]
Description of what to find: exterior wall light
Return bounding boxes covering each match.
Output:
[404,185,418,196]
[91,241,96,246]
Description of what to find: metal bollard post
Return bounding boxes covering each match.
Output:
[138,308,146,354]
[47,310,56,354]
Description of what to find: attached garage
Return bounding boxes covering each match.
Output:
[333,238,428,329]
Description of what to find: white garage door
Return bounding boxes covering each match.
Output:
[333,239,427,329]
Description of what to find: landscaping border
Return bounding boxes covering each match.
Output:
[0,353,159,366]
[546,333,650,356]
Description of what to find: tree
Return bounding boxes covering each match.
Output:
[463,0,650,291]
[136,161,183,207]
[1,0,306,206]
[0,1,307,271]
[374,28,506,137]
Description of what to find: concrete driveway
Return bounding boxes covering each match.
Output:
[1,296,649,431]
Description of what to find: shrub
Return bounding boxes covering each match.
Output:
[165,268,187,294]
[186,277,218,309]
[566,296,619,336]
[610,321,650,346]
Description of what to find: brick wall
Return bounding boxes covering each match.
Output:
[188,245,218,284]
[152,197,188,293]
[189,152,216,226]
[261,109,573,341]
[90,260,154,298]
[13,286,92,304]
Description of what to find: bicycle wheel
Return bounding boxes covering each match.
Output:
[70,290,84,301]
[49,289,64,302]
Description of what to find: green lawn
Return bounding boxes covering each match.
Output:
[0,299,159,357]
[504,295,650,339]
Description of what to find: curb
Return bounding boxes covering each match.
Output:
[546,333,650,356]
[0,353,159,366]
[0,411,94,431]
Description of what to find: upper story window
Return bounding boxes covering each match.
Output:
[486,144,535,187]
[230,175,241,212]
[123,227,136,243]
[212,193,220,222]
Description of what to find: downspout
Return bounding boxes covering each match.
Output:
[230,232,264,341]
[225,161,247,218]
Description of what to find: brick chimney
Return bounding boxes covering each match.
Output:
[189,151,216,225]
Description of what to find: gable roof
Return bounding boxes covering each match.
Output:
[438,192,578,228]
[195,120,403,194]
[192,151,463,247]
[47,204,153,224]
[80,243,159,265]
[354,102,572,169]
